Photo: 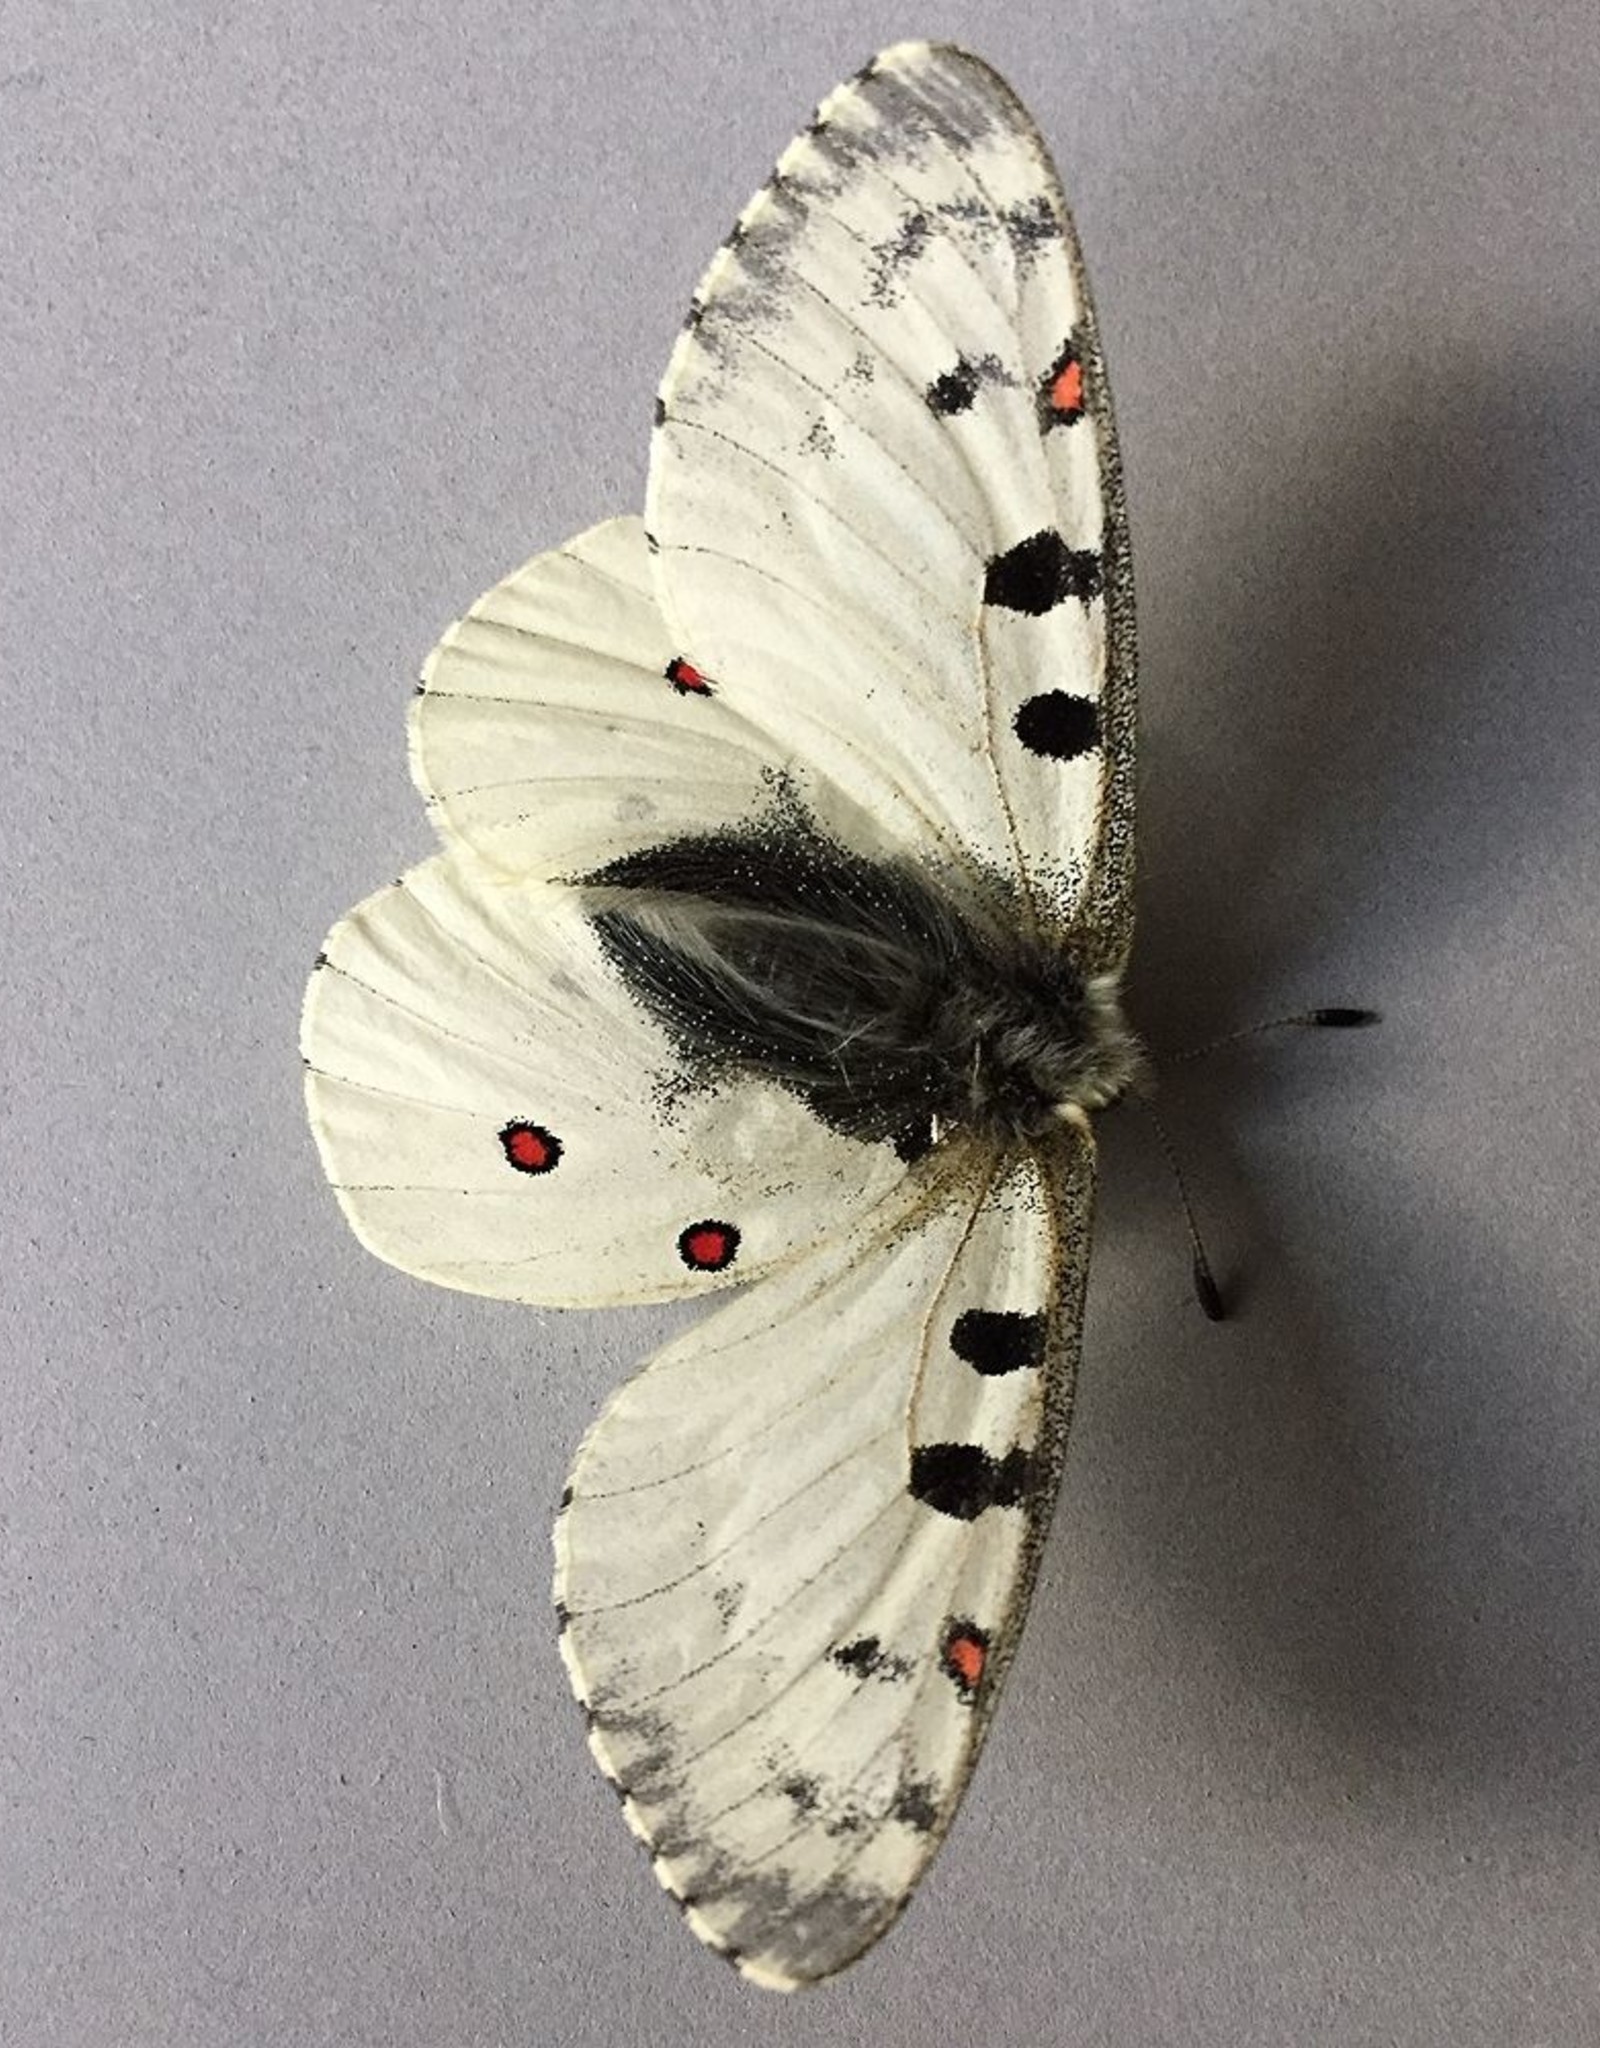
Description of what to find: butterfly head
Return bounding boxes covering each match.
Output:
[945,963,1147,1141]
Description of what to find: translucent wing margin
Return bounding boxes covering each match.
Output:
[554,1131,1095,1987]
[648,40,1136,966]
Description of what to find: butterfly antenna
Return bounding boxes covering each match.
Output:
[1169,1007,1380,1065]
[1129,1093,1226,1322]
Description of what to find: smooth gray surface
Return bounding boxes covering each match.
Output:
[4,2,1598,2042]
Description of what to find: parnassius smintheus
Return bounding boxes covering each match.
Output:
[302,41,1137,1990]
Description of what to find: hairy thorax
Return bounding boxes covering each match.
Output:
[582,814,1145,1162]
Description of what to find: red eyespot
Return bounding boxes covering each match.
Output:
[1038,340,1086,430]
[940,1621,989,1700]
[677,1220,739,1271]
[499,1121,562,1174]
[1049,357,1084,418]
[666,657,713,696]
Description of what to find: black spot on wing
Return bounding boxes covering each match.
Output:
[830,1635,914,1683]
[1014,692,1101,761]
[891,1775,941,1834]
[779,1772,822,1816]
[926,360,978,416]
[984,530,1103,614]
[925,351,1011,418]
[950,1308,1047,1376]
[909,1443,1031,1519]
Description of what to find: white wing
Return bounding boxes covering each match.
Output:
[647,41,1136,964]
[410,516,767,877]
[302,851,907,1306]
[554,1136,1094,1987]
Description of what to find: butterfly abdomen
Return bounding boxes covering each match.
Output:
[583,811,1142,1155]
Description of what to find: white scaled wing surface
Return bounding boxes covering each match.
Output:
[411,516,780,880]
[648,41,1135,962]
[302,855,907,1306]
[555,1138,1094,1989]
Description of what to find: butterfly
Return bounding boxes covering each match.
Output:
[302,41,1139,1990]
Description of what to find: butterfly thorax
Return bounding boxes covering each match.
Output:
[584,817,1146,1161]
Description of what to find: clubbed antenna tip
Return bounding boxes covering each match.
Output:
[1308,1007,1380,1028]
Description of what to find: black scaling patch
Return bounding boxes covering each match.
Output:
[1015,691,1101,761]
[867,208,933,305]
[557,1484,574,1511]
[801,415,838,458]
[891,1115,937,1164]
[779,1772,821,1816]
[950,1307,1047,1376]
[924,352,1008,418]
[1002,194,1062,263]
[830,1635,913,1684]
[926,360,979,416]
[984,530,1103,614]
[653,395,667,427]
[909,1444,1032,1520]
[891,1776,940,1834]
[554,1601,571,1633]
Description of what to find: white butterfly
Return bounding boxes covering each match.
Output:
[302,42,1138,1989]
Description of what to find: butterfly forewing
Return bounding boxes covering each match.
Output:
[648,41,1134,946]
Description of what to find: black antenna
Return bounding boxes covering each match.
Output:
[1170,1008,1379,1065]
[1140,1003,1379,1318]
[1129,1093,1226,1321]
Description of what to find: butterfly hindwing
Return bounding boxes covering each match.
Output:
[410,516,778,880]
[648,41,1135,962]
[301,852,908,1306]
[554,1136,1094,1988]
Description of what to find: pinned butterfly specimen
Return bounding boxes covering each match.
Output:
[303,42,1143,1989]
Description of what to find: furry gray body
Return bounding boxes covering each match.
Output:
[584,816,1143,1161]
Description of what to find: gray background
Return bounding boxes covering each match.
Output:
[5,1,1598,2042]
